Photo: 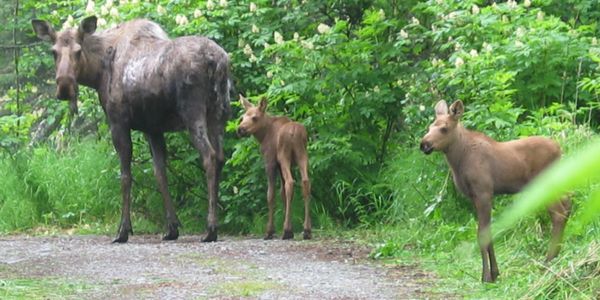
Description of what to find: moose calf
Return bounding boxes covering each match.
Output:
[237,95,311,240]
[420,100,571,283]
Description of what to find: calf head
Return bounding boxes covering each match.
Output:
[420,100,464,154]
[31,16,98,114]
[237,95,268,137]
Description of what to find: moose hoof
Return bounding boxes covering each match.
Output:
[162,223,180,241]
[264,232,274,240]
[201,227,217,243]
[282,230,294,240]
[162,230,179,241]
[112,224,132,243]
[303,230,312,240]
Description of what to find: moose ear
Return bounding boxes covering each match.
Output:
[32,19,56,42]
[449,100,464,119]
[434,100,448,116]
[239,94,253,110]
[258,97,268,112]
[79,16,97,37]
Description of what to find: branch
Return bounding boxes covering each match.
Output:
[0,41,45,50]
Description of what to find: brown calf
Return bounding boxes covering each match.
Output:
[420,100,571,283]
[237,95,311,240]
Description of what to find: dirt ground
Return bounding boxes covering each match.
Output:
[0,234,437,299]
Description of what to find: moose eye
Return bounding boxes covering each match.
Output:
[51,49,57,60]
[251,116,258,122]
[440,127,448,134]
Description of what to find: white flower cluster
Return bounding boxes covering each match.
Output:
[399,29,408,39]
[175,14,189,26]
[454,57,464,68]
[157,5,166,15]
[242,43,257,62]
[274,31,284,44]
[317,23,331,34]
[86,1,95,15]
[62,15,74,30]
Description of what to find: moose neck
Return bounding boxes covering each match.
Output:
[77,35,106,90]
[444,124,471,173]
[252,115,277,144]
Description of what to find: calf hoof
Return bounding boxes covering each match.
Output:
[264,232,274,240]
[282,230,294,240]
[201,226,217,243]
[482,274,496,283]
[303,230,312,240]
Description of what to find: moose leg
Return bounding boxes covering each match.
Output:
[546,197,571,261]
[187,117,219,242]
[473,194,495,283]
[111,125,133,243]
[280,163,295,240]
[488,242,500,281]
[298,154,311,240]
[146,133,180,241]
[264,164,277,240]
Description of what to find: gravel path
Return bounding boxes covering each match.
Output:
[0,235,435,299]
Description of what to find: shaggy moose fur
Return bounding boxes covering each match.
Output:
[420,100,571,283]
[237,96,311,240]
[32,16,232,243]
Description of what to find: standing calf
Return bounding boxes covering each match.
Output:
[420,100,571,283]
[237,95,311,240]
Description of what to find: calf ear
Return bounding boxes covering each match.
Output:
[449,100,464,119]
[239,94,253,110]
[258,97,268,112]
[78,16,97,39]
[434,100,448,115]
[32,19,56,42]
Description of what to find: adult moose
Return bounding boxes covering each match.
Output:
[32,16,231,243]
[237,95,311,240]
[420,100,571,283]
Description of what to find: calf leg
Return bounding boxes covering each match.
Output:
[297,153,311,240]
[264,164,277,240]
[473,194,495,283]
[146,133,180,241]
[111,125,133,243]
[546,197,572,261]
[280,162,295,240]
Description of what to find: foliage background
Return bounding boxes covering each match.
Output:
[1,0,599,298]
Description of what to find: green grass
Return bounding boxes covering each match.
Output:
[0,278,94,300]
[211,280,282,298]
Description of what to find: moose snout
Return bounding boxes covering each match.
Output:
[237,126,248,137]
[56,76,77,100]
[420,140,433,155]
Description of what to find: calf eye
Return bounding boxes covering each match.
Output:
[440,127,448,134]
[251,116,258,122]
[51,49,57,60]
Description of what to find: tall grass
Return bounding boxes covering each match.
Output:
[0,155,38,232]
